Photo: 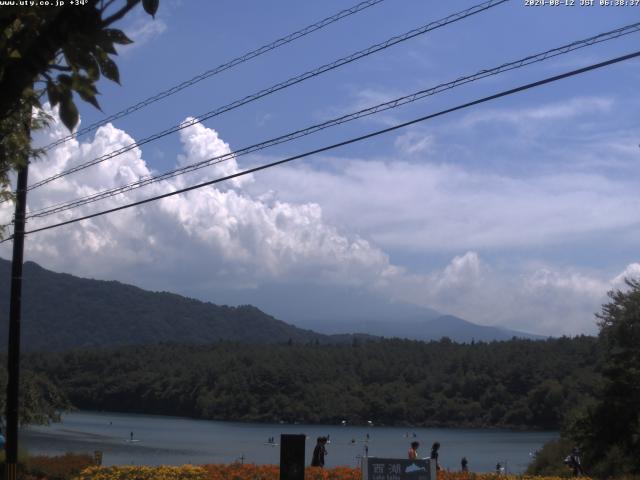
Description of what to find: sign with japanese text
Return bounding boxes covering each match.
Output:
[362,458,435,480]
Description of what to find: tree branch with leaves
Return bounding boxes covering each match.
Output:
[0,0,160,201]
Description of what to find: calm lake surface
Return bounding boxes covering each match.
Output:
[21,411,556,473]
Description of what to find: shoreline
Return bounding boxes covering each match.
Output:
[52,409,560,433]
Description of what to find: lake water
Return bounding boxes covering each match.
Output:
[20,411,556,473]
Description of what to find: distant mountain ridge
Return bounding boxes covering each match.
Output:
[297,313,544,342]
[413,314,545,342]
[240,282,543,342]
[0,258,543,351]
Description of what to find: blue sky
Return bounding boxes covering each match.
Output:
[2,0,640,335]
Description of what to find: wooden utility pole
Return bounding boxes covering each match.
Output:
[4,119,30,480]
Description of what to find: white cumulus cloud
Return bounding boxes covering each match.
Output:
[1,107,394,297]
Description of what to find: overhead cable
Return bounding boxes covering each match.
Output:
[40,0,387,151]
[12,49,639,239]
[28,0,508,191]
[26,21,640,219]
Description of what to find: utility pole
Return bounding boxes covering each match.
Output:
[4,117,30,480]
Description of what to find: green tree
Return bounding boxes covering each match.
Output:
[0,365,71,425]
[0,0,160,202]
[526,379,564,428]
[568,278,640,477]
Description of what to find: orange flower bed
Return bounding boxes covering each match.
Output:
[202,463,279,480]
[70,463,598,480]
[73,464,207,480]
[201,464,361,480]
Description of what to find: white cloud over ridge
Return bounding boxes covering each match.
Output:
[1,106,639,336]
[384,254,640,335]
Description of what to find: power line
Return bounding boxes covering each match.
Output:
[40,0,387,152]
[13,49,639,240]
[27,0,508,191]
[25,21,640,220]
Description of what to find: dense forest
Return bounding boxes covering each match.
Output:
[26,336,600,430]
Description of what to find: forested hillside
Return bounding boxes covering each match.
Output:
[0,259,331,350]
[27,336,600,429]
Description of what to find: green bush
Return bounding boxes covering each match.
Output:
[526,438,575,477]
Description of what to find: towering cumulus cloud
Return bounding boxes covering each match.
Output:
[0,107,394,295]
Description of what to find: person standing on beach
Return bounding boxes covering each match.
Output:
[311,436,328,467]
[430,442,440,470]
[431,442,441,470]
[408,441,420,460]
[461,457,468,472]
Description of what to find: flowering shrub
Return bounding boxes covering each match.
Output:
[202,464,361,480]
[73,465,208,480]
[306,466,362,480]
[202,463,279,480]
